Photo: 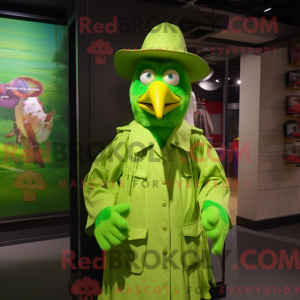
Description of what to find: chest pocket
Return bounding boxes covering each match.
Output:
[122,166,147,180]
[109,226,148,274]
[181,219,203,271]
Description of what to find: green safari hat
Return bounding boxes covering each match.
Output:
[114,22,210,83]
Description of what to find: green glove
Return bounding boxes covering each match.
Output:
[201,201,229,256]
[94,203,130,251]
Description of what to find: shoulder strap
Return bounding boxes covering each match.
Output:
[191,128,213,149]
[191,126,204,135]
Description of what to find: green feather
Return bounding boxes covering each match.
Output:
[147,126,174,149]
[130,59,191,148]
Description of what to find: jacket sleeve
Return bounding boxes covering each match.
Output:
[192,134,233,229]
[83,132,128,235]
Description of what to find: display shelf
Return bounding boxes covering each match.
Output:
[286,86,300,91]
[284,137,300,143]
[283,162,300,167]
[289,62,300,67]
[286,114,300,118]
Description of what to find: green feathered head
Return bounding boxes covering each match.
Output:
[129,59,192,128]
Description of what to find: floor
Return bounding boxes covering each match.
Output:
[0,222,299,300]
[0,238,71,300]
[222,224,300,300]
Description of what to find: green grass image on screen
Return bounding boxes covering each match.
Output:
[0,18,69,218]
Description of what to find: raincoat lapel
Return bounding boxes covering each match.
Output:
[129,119,192,160]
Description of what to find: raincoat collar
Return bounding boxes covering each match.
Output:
[167,119,192,152]
[129,120,155,154]
[126,120,193,156]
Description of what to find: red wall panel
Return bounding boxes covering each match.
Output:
[204,101,223,143]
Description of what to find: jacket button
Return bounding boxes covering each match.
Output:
[163,225,167,231]
[163,250,168,255]
[162,179,166,185]
[162,202,166,207]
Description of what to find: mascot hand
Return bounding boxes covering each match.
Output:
[94,203,130,251]
[201,201,229,256]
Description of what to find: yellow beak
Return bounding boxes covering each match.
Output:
[138,81,181,119]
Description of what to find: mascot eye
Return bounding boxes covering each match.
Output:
[140,69,155,85]
[163,69,180,86]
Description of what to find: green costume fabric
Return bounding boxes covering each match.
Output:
[201,202,229,256]
[84,120,232,300]
[94,204,130,251]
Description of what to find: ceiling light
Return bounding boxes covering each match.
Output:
[228,78,230,80]
[264,7,271,12]
[237,80,241,84]
[216,79,219,82]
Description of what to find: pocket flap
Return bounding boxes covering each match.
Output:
[128,226,147,240]
[123,167,147,179]
[135,169,147,179]
[182,163,197,177]
[182,219,202,237]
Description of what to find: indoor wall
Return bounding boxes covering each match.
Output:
[238,48,300,228]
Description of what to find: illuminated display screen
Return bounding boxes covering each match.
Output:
[0,18,69,218]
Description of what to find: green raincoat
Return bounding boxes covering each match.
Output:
[83,119,232,300]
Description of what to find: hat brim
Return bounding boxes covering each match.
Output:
[114,49,210,83]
